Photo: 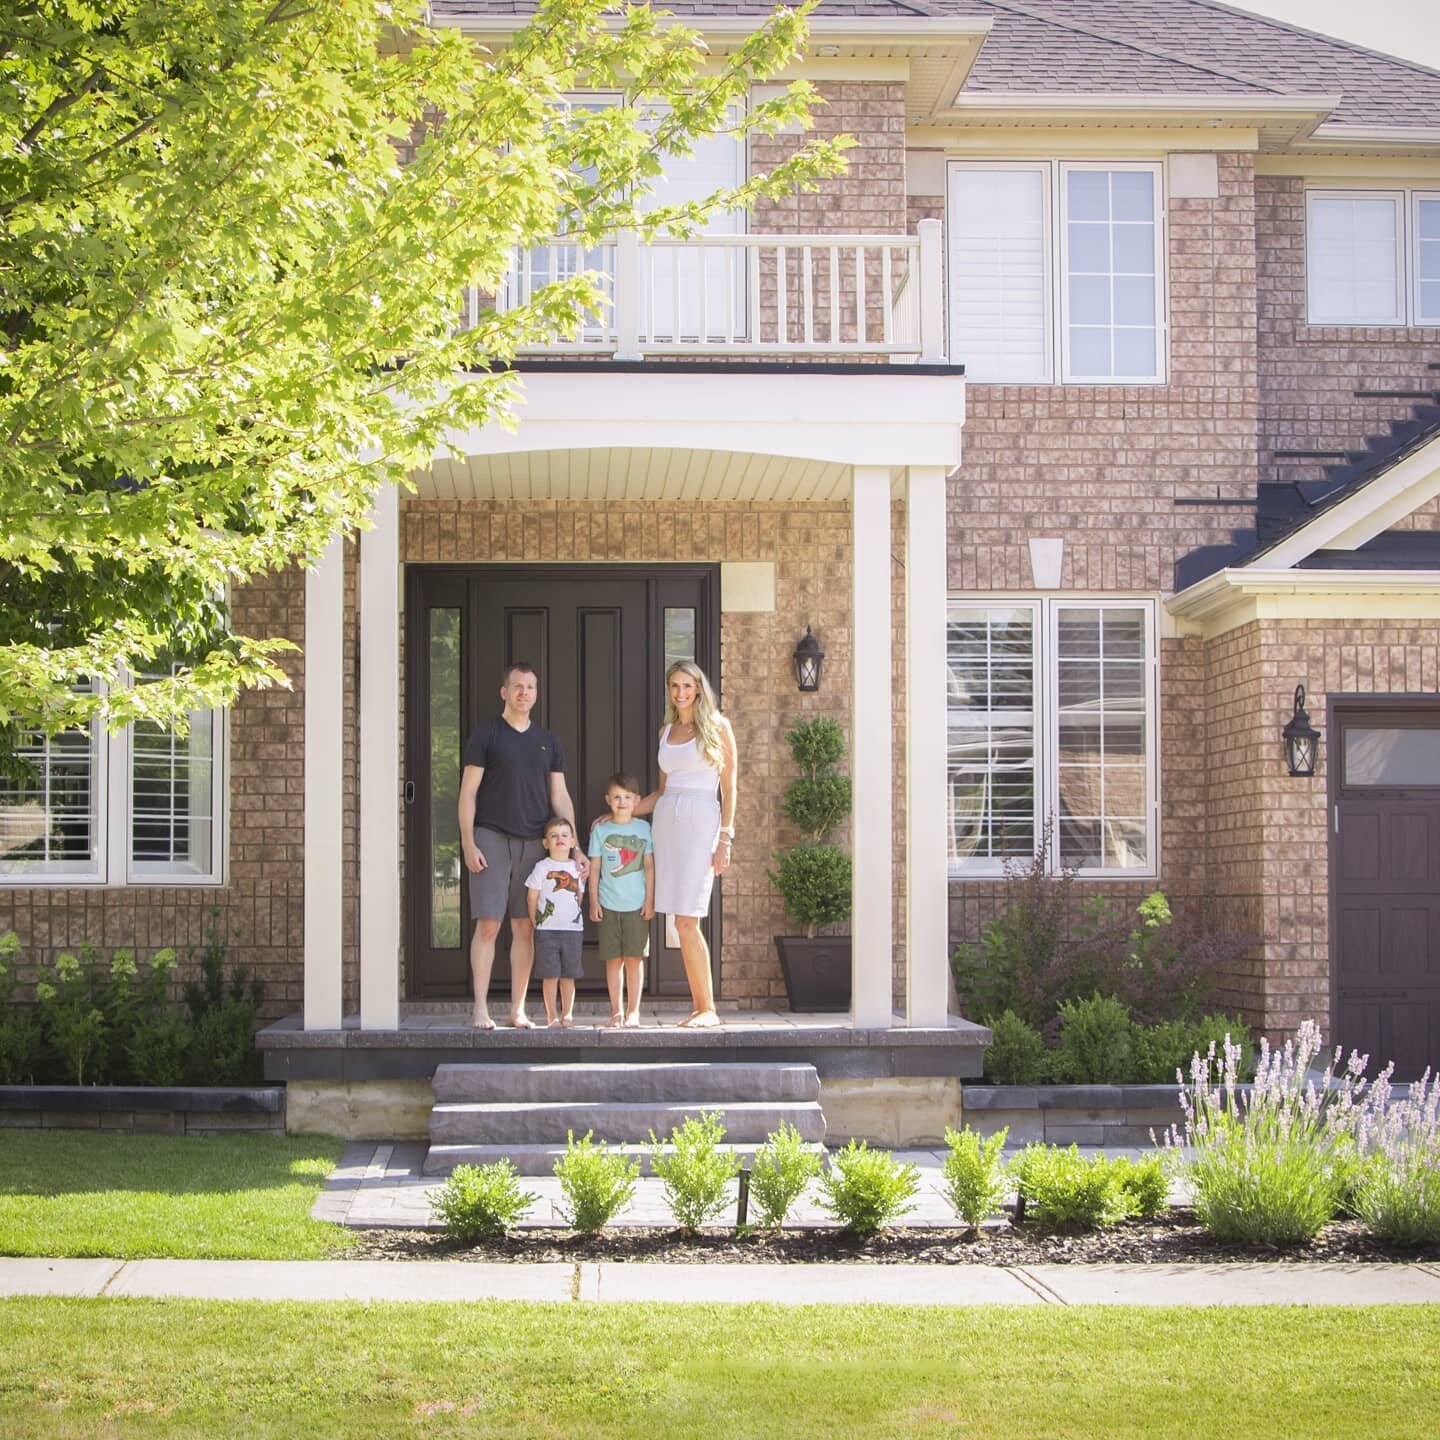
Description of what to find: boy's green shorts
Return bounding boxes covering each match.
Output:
[597,908,650,961]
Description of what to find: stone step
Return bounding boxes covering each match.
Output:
[422,1139,827,1178]
[428,1099,826,1147]
[432,1061,820,1105]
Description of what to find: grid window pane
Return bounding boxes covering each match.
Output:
[1419,199,1440,323]
[947,606,1037,866]
[0,719,99,876]
[1064,170,1160,380]
[130,706,216,877]
[1054,605,1150,871]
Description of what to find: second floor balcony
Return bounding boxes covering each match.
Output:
[465,219,947,365]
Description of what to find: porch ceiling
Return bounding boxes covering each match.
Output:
[417,446,851,503]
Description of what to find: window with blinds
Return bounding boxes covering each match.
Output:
[947,599,1156,878]
[129,705,219,880]
[1416,195,1440,325]
[1306,192,1405,325]
[0,722,101,879]
[947,161,1164,385]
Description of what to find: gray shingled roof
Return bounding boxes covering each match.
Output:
[432,0,1440,129]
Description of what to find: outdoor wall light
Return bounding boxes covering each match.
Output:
[793,626,824,692]
[1282,684,1320,777]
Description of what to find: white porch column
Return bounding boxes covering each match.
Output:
[303,537,344,1030]
[905,466,952,1028]
[851,466,894,1029]
[359,485,401,1030]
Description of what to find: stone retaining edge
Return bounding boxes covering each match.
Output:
[0,1085,286,1135]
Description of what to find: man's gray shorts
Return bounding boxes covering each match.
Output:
[469,827,544,921]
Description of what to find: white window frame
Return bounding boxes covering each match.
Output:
[1304,189,1408,326]
[945,160,1168,386]
[1412,191,1440,326]
[0,694,228,889]
[948,596,1159,881]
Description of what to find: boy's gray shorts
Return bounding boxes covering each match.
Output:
[468,827,544,921]
[533,931,584,980]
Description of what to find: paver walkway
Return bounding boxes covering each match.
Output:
[4,1256,1439,1306]
[318,1141,1178,1230]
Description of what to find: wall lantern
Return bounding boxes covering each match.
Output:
[1282,684,1321,777]
[793,626,824,693]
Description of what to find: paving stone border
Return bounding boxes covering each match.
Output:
[0,1084,286,1135]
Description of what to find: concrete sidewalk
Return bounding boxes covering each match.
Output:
[5,1256,1439,1306]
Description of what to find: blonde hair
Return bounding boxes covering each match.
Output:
[664,661,725,768]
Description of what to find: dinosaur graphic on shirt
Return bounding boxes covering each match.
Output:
[602,831,648,876]
[546,869,582,897]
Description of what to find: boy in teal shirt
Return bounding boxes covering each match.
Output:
[587,772,655,1028]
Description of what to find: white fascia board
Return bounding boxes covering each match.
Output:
[1167,567,1440,624]
[1303,123,1440,154]
[440,369,966,470]
[1255,431,1440,570]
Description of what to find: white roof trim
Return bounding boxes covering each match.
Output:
[1252,429,1440,571]
[1304,123,1440,153]
[1167,567,1440,622]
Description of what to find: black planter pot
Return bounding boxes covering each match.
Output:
[774,935,852,1013]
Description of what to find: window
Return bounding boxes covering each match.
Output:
[1305,189,1440,326]
[947,161,1165,384]
[1306,192,1404,325]
[0,689,225,886]
[947,599,1156,878]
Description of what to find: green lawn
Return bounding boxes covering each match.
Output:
[1,1300,1436,1438]
[0,1132,354,1259]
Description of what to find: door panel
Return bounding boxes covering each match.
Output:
[405,565,719,1002]
[1332,705,1440,1079]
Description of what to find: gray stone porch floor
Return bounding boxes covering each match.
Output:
[316,1139,1187,1231]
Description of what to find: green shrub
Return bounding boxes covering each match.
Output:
[35,949,107,1086]
[431,1161,538,1241]
[782,775,852,842]
[1011,1144,1138,1231]
[982,1010,1048,1085]
[767,844,852,938]
[1053,994,1134,1084]
[1110,1153,1168,1220]
[0,931,40,1084]
[552,1132,639,1234]
[1132,1015,1255,1085]
[749,1121,822,1230]
[817,1141,919,1236]
[183,913,263,1085]
[1353,1071,1440,1247]
[940,1126,1009,1232]
[649,1111,741,1231]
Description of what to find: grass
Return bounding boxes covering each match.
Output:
[0,1131,353,1259]
[0,1300,1437,1438]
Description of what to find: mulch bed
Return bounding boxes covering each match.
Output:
[351,1211,1440,1266]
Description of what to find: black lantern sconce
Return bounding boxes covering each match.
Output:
[1282,684,1321,777]
[793,626,824,693]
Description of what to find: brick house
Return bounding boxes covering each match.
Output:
[3,0,1439,1109]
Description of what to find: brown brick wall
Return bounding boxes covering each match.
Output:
[1202,617,1440,1042]
[1256,174,1440,477]
[0,568,311,1020]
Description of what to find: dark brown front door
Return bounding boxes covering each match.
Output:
[1331,701,1440,1080]
[404,564,719,1001]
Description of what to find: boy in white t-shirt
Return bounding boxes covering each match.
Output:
[524,818,586,1028]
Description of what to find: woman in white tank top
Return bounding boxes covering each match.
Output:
[637,662,737,1028]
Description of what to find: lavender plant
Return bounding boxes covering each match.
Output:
[1165,1021,1386,1246]
[1354,1070,1440,1247]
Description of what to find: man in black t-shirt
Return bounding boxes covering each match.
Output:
[458,662,587,1029]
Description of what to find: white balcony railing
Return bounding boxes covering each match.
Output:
[466,218,946,363]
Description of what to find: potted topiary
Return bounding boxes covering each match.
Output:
[768,716,852,1012]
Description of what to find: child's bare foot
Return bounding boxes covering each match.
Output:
[607,1012,625,1029]
[470,1010,496,1031]
[547,1016,564,1028]
[558,1016,575,1029]
[624,1012,641,1028]
[510,1012,536,1029]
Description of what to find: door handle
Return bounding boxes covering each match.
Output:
[404,781,416,805]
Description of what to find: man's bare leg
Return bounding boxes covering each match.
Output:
[468,918,503,1029]
[508,917,536,1027]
